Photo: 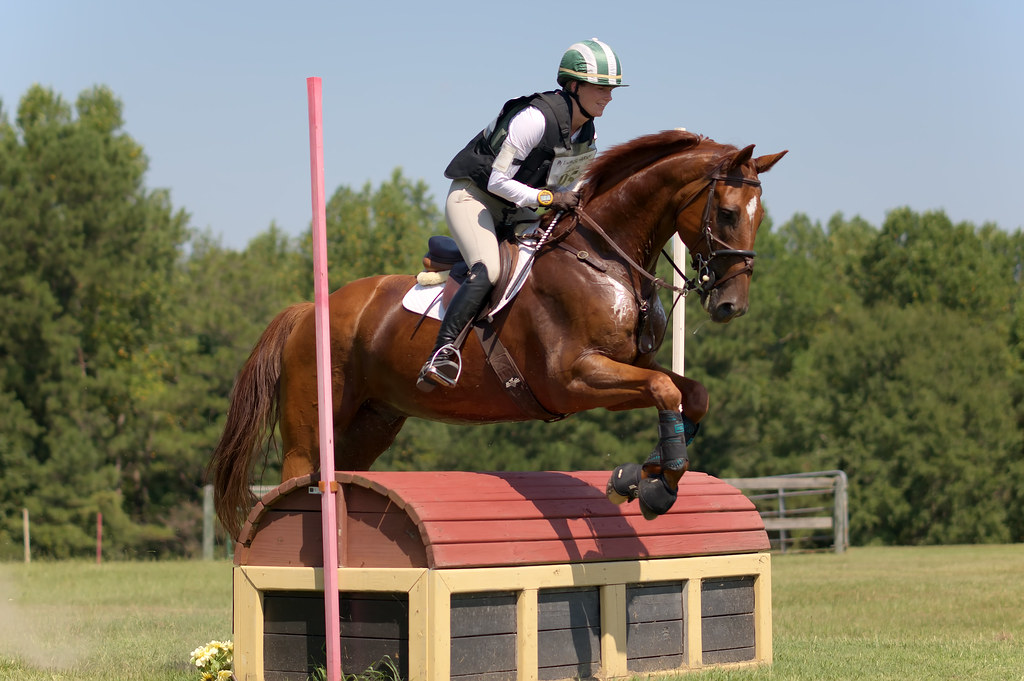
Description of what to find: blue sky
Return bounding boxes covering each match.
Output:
[3,0,1022,250]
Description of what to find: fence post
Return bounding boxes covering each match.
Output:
[726,470,848,553]
[203,484,215,560]
[833,472,849,554]
[777,487,787,553]
[23,508,30,564]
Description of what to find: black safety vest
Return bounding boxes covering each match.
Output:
[444,90,596,197]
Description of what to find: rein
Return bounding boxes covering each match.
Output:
[573,208,690,294]
[571,164,762,298]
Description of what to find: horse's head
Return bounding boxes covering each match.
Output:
[575,131,786,323]
[676,144,787,323]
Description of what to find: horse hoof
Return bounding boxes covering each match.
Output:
[606,463,642,504]
[638,475,677,519]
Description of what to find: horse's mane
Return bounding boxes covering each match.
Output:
[579,130,711,203]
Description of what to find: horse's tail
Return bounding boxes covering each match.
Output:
[207,302,312,540]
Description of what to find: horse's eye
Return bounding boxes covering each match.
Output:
[717,207,737,226]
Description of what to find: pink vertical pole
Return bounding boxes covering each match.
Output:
[96,512,102,564]
[307,76,342,681]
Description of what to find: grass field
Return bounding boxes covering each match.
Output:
[1,545,1022,681]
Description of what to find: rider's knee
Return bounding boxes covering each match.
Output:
[468,261,498,286]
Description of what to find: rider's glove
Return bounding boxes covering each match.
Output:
[551,191,580,212]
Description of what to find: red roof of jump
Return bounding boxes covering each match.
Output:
[234,470,768,569]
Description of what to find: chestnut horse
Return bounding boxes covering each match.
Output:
[210,130,786,538]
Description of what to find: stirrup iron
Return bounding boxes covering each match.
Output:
[416,343,463,390]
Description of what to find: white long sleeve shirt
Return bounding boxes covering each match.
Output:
[486,107,593,208]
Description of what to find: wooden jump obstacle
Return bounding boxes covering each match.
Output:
[232,470,772,681]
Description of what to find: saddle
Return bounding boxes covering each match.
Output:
[414,233,566,422]
[420,235,517,314]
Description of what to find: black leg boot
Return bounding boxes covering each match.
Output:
[416,262,493,391]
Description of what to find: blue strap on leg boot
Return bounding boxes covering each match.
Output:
[606,411,701,514]
[638,410,691,518]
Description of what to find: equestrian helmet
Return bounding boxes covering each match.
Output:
[557,38,626,88]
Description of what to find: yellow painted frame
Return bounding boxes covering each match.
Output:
[233,552,772,681]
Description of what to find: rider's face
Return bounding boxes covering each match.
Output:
[573,82,615,118]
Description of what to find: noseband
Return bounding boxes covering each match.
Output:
[674,168,762,297]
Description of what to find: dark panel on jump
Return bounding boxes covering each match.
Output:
[626,582,684,623]
[263,591,409,638]
[451,633,516,679]
[451,592,517,637]
[264,633,326,677]
[540,662,600,681]
[538,587,601,630]
[450,592,516,679]
[702,576,756,662]
[703,645,757,665]
[264,671,310,681]
[702,613,755,653]
[448,588,604,680]
[538,589,601,679]
[264,633,406,678]
[263,591,409,679]
[701,576,756,617]
[451,671,516,681]
[626,582,684,673]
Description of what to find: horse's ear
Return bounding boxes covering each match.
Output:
[754,150,788,174]
[730,144,755,169]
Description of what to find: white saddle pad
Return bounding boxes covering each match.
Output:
[401,240,539,321]
[401,282,447,321]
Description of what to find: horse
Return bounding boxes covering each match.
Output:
[209,130,786,538]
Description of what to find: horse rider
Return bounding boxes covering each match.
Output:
[417,38,626,391]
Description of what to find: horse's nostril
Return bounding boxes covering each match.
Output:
[713,302,736,322]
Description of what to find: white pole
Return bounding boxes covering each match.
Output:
[672,235,686,376]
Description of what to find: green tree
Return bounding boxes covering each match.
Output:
[173,226,308,492]
[777,303,1020,544]
[686,209,1023,545]
[859,207,1015,319]
[0,86,188,557]
[306,168,446,292]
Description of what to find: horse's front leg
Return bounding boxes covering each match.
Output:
[603,360,709,422]
[564,355,708,519]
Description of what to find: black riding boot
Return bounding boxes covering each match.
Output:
[416,262,493,391]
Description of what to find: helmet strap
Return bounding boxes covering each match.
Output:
[564,83,594,120]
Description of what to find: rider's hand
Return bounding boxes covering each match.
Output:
[551,191,580,211]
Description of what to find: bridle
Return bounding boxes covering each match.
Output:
[673,165,762,297]
[569,158,762,298]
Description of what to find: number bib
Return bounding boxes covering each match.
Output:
[546,150,597,190]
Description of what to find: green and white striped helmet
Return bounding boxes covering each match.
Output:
[557,38,626,88]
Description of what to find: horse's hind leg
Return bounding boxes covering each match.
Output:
[280,398,406,478]
[334,402,407,471]
[278,372,322,481]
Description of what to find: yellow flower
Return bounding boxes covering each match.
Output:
[190,639,233,679]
